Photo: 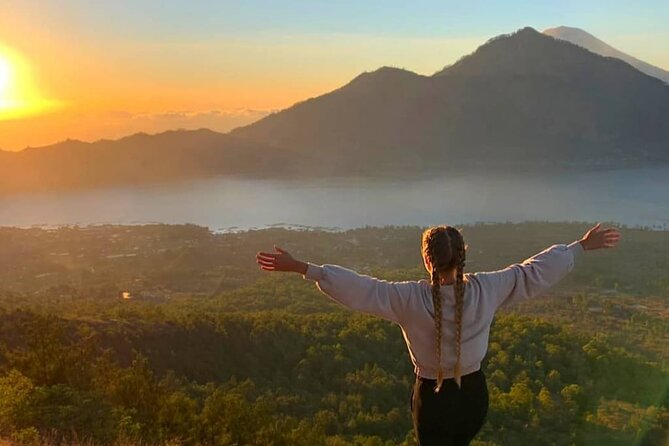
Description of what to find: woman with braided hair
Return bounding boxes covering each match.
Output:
[256,222,621,445]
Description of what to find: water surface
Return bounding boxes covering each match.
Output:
[0,167,667,230]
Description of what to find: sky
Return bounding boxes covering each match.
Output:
[0,0,667,150]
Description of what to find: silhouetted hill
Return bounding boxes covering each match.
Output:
[2,27,668,194]
[0,129,308,194]
[544,26,669,83]
[232,27,669,173]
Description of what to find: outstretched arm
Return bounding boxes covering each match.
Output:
[470,223,621,310]
[256,246,417,324]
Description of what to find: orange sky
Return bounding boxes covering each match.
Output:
[0,24,487,150]
[1,2,667,151]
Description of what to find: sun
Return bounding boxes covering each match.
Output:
[0,46,61,120]
[0,55,13,101]
[0,49,26,116]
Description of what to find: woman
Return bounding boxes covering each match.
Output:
[255,223,621,445]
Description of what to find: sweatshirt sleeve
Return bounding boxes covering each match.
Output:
[471,240,584,311]
[303,263,418,324]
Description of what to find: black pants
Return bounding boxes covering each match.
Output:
[411,369,489,446]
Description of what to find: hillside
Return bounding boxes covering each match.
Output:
[0,222,666,445]
[544,26,669,83]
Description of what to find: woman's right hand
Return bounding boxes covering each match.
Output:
[578,223,621,250]
[256,245,308,274]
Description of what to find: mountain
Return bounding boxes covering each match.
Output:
[232,27,669,174]
[543,26,669,84]
[2,27,668,194]
[0,129,310,194]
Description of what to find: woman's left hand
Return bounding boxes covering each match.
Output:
[256,246,308,274]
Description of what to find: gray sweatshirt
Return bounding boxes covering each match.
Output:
[303,240,584,379]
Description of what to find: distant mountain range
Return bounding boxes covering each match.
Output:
[543,26,669,84]
[0,130,309,194]
[1,26,668,194]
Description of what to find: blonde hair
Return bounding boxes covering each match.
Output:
[422,226,467,392]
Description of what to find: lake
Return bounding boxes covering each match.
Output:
[0,166,667,230]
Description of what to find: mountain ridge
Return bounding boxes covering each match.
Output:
[0,128,312,194]
[231,27,669,173]
[2,26,668,194]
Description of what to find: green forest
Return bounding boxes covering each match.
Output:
[0,222,666,445]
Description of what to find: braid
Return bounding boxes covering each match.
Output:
[430,265,444,392]
[423,226,467,392]
[423,227,451,393]
[447,227,467,389]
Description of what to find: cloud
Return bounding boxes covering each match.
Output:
[123,108,273,134]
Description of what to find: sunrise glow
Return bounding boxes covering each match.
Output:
[0,45,60,121]
[0,54,15,108]
[0,2,668,150]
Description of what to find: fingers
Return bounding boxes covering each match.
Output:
[256,256,277,272]
[256,257,275,266]
[257,255,277,265]
[588,224,622,243]
[256,255,276,265]
[601,231,621,247]
[257,246,293,272]
[256,250,277,264]
[602,231,621,242]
